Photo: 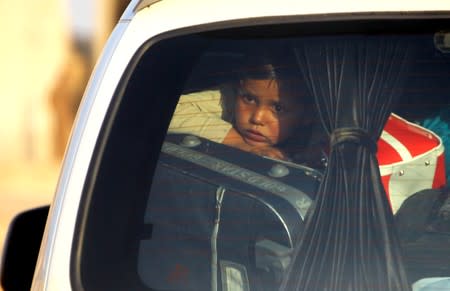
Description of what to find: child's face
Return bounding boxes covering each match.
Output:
[234,78,305,147]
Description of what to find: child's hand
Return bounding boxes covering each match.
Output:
[223,127,290,161]
[248,146,289,161]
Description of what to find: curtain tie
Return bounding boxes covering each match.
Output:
[330,127,377,153]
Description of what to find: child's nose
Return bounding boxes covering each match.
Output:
[250,107,268,125]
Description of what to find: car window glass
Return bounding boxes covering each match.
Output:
[74,25,450,291]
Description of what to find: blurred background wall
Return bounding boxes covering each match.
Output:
[0,0,128,165]
[0,0,129,285]
[0,1,69,165]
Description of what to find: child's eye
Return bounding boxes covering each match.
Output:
[273,103,285,113]
[241,94,256,104]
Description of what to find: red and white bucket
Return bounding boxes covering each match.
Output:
[377,113,447,213]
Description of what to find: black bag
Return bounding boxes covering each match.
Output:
[138,134,322,291]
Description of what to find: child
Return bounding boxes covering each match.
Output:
[169,47,320,165]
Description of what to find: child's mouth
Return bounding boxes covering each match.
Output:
[244,129,268,144]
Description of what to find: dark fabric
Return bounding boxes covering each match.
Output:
[281,36,415,290]
[395,188,450,284]
[330,127,377,153]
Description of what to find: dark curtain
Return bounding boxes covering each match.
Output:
[280,36,415,290]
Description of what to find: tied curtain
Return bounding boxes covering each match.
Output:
[281,36,414,290]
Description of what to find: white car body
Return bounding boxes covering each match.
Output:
[6,0,448,290]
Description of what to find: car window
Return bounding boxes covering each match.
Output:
[73,21,450,291]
